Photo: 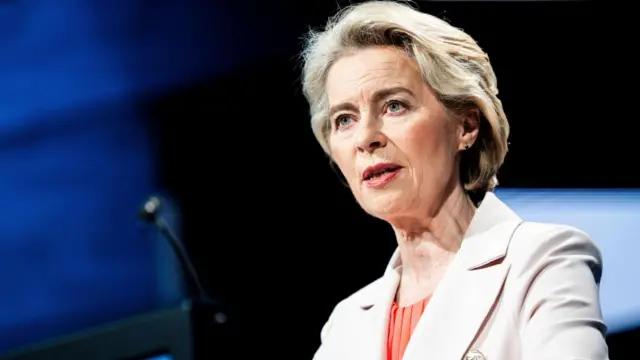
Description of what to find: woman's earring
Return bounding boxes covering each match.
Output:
[463,144,470,150]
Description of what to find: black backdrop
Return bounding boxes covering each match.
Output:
[148,1,637,358]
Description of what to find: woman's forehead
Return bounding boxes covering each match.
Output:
[326,48,424,103]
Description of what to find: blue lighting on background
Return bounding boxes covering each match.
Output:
[497,189,640,333]
[0,0,249,354]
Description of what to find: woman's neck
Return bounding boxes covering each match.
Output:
[391,184,476,282]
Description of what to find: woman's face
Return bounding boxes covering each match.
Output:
[326,46,474,220]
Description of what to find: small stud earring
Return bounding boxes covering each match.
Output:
[463,144,470,150]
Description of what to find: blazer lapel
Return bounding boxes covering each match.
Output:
[343,193,523,360]
[402,193,523,360]
[352,258,401,360]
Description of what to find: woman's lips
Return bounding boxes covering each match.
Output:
[362,167,403,188]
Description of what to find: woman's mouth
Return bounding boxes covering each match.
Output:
[362,163,403,188]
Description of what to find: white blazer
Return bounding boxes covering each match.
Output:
[313,192,608,360]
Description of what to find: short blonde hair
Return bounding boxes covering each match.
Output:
[300,0,509,194]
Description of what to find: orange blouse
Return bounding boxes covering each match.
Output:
[387,296,430,360]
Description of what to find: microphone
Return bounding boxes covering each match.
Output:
[139,196,221,313]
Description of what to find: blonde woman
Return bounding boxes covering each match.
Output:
[300,2,608,359]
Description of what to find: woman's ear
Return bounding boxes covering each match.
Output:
[458,108,480,151]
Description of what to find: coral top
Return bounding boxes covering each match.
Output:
[387,296,431,360]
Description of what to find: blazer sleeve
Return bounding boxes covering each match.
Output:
[319,309,336,344]
[312,304,338,359]
[513,224,609,360]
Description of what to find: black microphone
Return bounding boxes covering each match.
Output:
[139,196,220,312]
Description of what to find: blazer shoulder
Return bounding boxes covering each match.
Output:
[507,222,603,274]
[510,222,599,251]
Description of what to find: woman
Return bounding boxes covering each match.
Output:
[300,1,608,360]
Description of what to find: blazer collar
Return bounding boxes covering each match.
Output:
[360,191,523,308]
[383,191,522,274]
[457,192,522,270]
[350,192,524,360]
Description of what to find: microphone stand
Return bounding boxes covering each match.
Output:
[154,217,212,305]
[139,196,230,357]
[140,197,219,305]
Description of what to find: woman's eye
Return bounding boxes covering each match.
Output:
[387,101,405,113]
[336,115,353,128]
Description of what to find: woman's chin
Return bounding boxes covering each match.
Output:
[360,194,411,218]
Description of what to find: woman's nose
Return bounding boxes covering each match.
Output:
[354,125,387,153]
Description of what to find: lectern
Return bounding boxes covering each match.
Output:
[0,301,229,360]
